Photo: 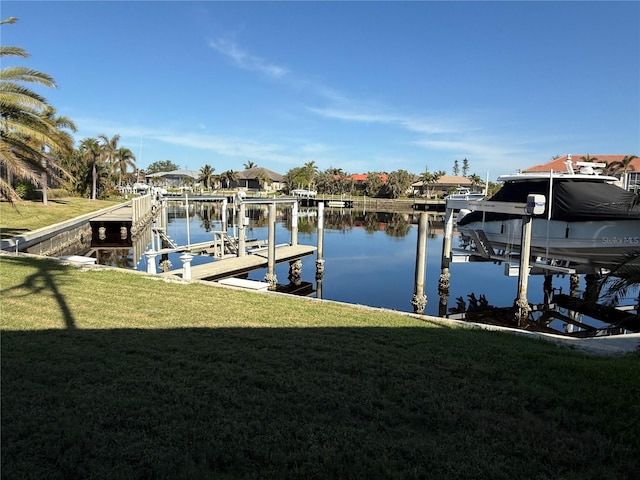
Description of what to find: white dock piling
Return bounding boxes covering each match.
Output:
[238,201,246,257]
[265,203,277,289]
[291,201,298,247]
[316,202,325,276]
[412,212,428,314]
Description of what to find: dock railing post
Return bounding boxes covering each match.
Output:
[291,200,298,246]
[238,201,246,257]
[412,212,428,314]
[316,202,325,278]
[264,202,277,289]
[185,193,191,248]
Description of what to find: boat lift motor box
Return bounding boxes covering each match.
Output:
[526,194,546,215]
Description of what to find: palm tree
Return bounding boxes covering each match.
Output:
[419,169,442,198]
[580,154,599,163]
[34,107,76,205]
[467,173,485,192]
[221,169,238,189]
[0,17,69,204]
[98,134,120,186]
[198,164,216,190]
[78,137,102,199]
[243,161,256,169]
[255,169,270,191]
[599,251,640,308]
[606,155,637,175]
[304,161,318,188]
[113,147,136,188]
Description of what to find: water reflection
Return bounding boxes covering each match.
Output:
[80,202,569,318]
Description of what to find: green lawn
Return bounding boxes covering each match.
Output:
[1,254,639,479]
[0,197,125,239]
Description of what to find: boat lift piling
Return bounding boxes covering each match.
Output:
[442,194,546,321]
[411,212,429,314]
[438,207,455,314]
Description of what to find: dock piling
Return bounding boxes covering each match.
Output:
[316,202,325,277]
[411,212,428,314]
[264,203,277,289]
[291,201,298,247]
[514,215,533,325]
[238,201,246,257]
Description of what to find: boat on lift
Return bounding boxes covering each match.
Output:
[444,186,486,201]
[456,157,640,273]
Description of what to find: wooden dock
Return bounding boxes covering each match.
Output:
[90,204,133,222]
[161,244,317,281]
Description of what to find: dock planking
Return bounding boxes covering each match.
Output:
[161,244,317,281]
[90,205,134,222]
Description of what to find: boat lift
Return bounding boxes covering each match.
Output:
[441,194,548,321]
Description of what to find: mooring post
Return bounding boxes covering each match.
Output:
[515,215,533,325]
[179,252,193,280]
[238,201,246,257]
[316,202,325,277]
[411,211,428,314]
[145,249,158,274]
[264,202,277,289]
[291,200,298,246]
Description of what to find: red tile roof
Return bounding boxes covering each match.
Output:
[525,154,640,173]
[348,173,388,183]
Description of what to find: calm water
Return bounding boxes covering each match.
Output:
[105,201,577,318]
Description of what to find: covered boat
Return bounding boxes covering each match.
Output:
[456,160,640,273]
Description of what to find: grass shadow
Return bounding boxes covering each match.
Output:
[2,326,639,479]
[1,255,77,329]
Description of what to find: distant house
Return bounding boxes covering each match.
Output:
[411,175,474,197]
[347,173,388,191]
[233,167,284,192]
[524,154,640,192]
[145,170,200,188]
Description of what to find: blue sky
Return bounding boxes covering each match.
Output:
[3,1,639,180]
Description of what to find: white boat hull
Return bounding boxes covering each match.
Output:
[458,217,640,271]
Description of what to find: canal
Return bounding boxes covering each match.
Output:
[85,200,579,319]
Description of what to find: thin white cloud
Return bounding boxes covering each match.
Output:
[157,132,298,164]
[207,36,350,103]
[208,37,288,78]
[307,107,460,135]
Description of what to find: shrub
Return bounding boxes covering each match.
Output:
[14,181,37,200]
[99,188,123,199]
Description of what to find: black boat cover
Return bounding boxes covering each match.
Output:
[457,179,640,225]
